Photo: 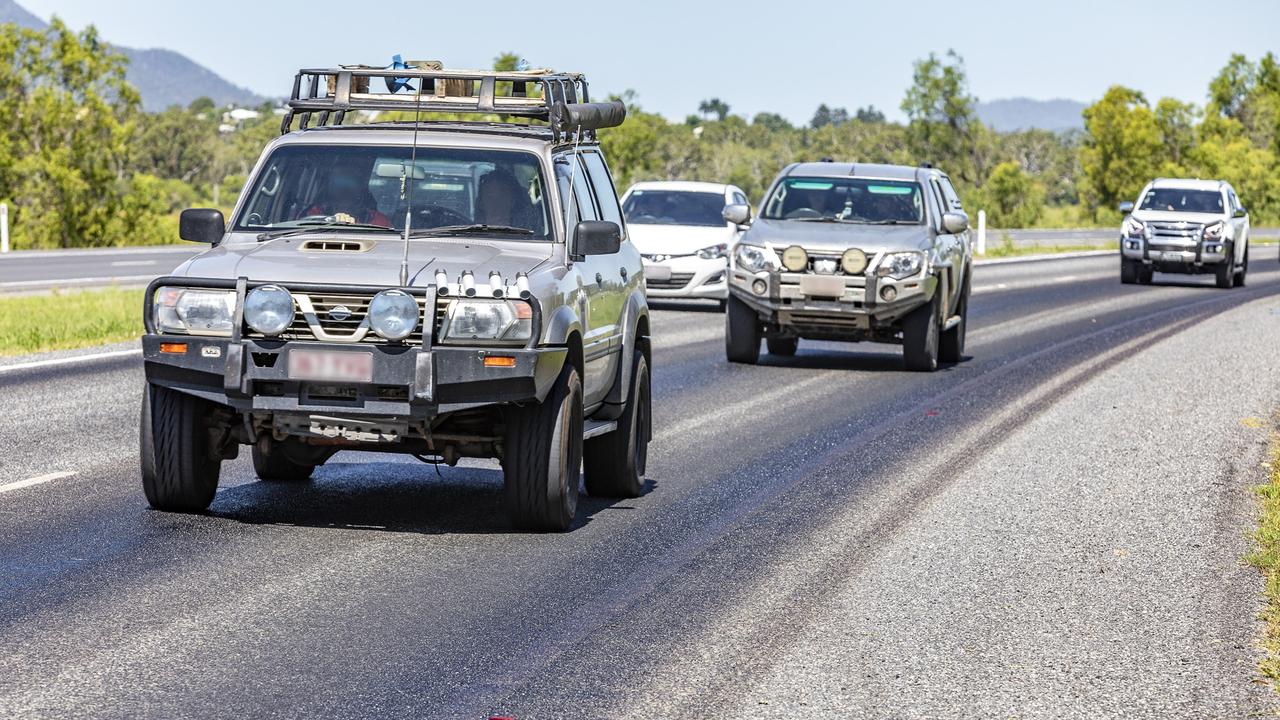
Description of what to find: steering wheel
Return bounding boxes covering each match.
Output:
[785,208,823,219]
[414,205,470,228]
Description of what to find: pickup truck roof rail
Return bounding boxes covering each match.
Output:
[282,64,625,141]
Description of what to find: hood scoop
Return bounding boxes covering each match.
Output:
[299,239,374,253]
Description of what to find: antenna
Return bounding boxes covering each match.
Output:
[399,73,425,287]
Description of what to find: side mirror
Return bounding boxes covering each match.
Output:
[942,211,969,234]
[722,203,752,226]
[1234,207,1248,218]
[179,208,226,244]
[573,220,621,256]
[1118,201,1135,214]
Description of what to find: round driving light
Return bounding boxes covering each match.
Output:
[752,279,768,295]
[880,285,898,302]
[841,248,868,275]
[368,289,419,340]
[244,285,294,336]
[781,245,808,272]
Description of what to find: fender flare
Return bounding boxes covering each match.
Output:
[600,289,650,416]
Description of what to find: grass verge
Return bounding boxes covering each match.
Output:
[978,243,1114,259]
[0,287,143,356]
[1247,432,1280,687]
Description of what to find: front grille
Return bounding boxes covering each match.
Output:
[774,251,865,276]
[1149,221,1203,239]
[246,290,434,346]
[647,273,695,290]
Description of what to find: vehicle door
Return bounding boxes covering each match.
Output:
[937,176,971,296]
[927,177,962,313]
[1227,188,1249,264]
[558,152,618,405]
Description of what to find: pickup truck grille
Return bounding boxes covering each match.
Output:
[245,291,436,346]
[1148,221,1204,239]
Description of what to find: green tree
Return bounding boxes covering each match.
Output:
[1153,97,1198,169]
[980,161,1045,228]
[1078,86,1162,218]
[901,50,984,183]
[697,98,730,122]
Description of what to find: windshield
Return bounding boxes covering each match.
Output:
[234,145,552,239]
[1138,188,1224,214]
[762,177,925,224]
[622,190,727,227]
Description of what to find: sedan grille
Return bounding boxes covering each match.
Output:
[647,273,695,290]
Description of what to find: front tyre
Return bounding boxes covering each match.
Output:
[502,364,583,532]
[1215,250,1236,289]
[584,351,650,498]
[140,383,221,512]
[725,294,761,364]
[902,296,940,372]
[1121,258,1139,284]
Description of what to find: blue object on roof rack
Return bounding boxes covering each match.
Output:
[385,55,416,94]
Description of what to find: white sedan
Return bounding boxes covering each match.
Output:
[621,181,750,305]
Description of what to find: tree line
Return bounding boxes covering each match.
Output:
[1,20,1277,250]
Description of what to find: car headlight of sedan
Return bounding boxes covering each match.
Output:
[1202,220,1225,240]
[243,285,295,336]
[154,287,236,336]
[696,243,728,260]
[1123,216,1146,239]
[440,299,533,345]
[368,289,420,341]
[877,251,925,280]
[734,243,778,274]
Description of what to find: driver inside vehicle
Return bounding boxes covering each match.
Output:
[306,161,392,227]
[476,168,538,231]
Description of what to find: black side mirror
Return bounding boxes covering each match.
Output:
[179,208,226,244]
[1234,207,1248,218]
[1118,201,1135,214]
[573,221,621,256]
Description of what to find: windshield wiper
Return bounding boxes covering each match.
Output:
[864,219,920,225]
[409,224,535,238]
[256,221,399,241]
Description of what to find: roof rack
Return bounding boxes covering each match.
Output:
[281,62,625,142]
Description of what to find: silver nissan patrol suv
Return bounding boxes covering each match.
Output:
[139,63,650,532]
[724,162,972,371]
[1118,178,1250,288]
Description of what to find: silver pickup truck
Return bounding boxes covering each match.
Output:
[139,64,649,532]
[724,162,973,371]
[1119,178,1250,289]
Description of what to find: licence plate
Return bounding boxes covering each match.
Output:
[288,349,373,383]
[799,275,846,298]
[1161,251,1188,262]
[644,264,672,282]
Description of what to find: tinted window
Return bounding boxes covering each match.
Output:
[582,152,624,230]
[762,177,924,224]
[938,177,963,210]
[623,190,727,227]
[556,156,599,229]
[1139,188,1224,214]
[236,144,551,238]
[733,191,748,206]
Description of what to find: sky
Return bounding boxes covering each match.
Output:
[18,0,1280,123]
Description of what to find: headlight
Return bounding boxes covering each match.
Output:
[1123,216,1146,239]
[368,289,420,341]
[243,285,294,336]
[154,287,236,336]
[440,299,533,345]
[877,252,924,280]
[734,244,777,274]
[781,245,808,272]
[696,243,728,260]
[841,248,868,275]
[1203,220,1225,240]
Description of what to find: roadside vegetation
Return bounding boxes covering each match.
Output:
[1248,431,1280,688]
[2,23,1278,250]
[0,288,142,356]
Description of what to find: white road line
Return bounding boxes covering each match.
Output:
[0,274,157,289]
[0,348,142,374]
[0,471,76,495]
[109,260,158,267]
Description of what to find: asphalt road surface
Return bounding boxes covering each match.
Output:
[0,246,201,292]
[1,254,1278,718]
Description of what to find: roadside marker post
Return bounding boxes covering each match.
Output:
[1,203,8,253]
[976,209,986,256]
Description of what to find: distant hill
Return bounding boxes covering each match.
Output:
[0,0,264,111]
[976,98,1087,133]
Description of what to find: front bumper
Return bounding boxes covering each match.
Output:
[642,255,728,299]
[1121,237,1228,269]
[728,267,935,338]
[142,335,567,419]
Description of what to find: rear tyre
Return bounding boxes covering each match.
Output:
[502,364,582,532]
[584,351,650,498]
[939,276,969,364]
[1215,251,1236,289]
[725,294,761,365]
[902,296,940,372]
[1120,258,1138,284]
[1236,247,1248,287]
[252,438,316,482]
[140,383,221,512]
[1137,265,1154,284]
[766,337,798,356]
